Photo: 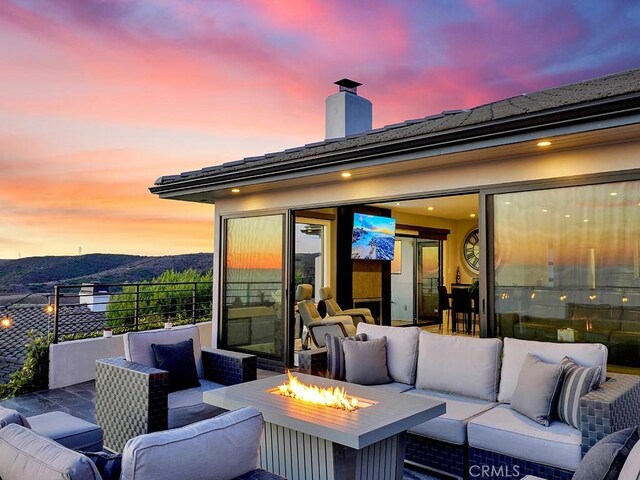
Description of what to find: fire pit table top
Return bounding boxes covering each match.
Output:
[204,373,445,450]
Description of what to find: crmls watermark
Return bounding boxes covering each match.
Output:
[469,464,521,478]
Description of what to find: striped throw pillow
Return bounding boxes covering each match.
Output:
[557,356,601,429]
[325,333,367,380]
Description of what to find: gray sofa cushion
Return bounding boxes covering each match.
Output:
[405,389,496,445]
[573,427,638,480]
[124,325,204,378]
[121,406,263,480]
[415,332,502,401]
[0,406,30,428]
[168,379,227,429]
[364,382,415,394]
[0,423,101,480]
[28,411,104,452]
[498,337,607,403]
[343,337,391,385]
[467,404,582,471]
[510,354,564,427]
[356,323,420,384]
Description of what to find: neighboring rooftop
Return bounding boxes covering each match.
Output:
[152,68,640,192]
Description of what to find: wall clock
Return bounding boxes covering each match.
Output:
[463,229,480,272]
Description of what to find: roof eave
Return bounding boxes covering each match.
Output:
[150,92,640,197]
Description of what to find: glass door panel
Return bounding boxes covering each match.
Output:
[418,240,442,322]
[221,214,285,360]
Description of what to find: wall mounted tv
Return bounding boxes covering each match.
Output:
[351,213,397,260]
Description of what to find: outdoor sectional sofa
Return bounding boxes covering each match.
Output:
[299,323,640,479]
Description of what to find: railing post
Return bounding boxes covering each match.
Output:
[53,286,60,344]
[192,283,197,324]
[134,284,140,332]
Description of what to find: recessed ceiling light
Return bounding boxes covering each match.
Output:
[504,201,511,205]
[470,213,476,218]
[396,202,401,206]
[541,209,548,213]
[537,141,552,147]
[565,214,571,218]
[231,188,240,193]
[341,172,352,178]
[427,206,434,211]
[583,219,589,223]
[609,192,617,196]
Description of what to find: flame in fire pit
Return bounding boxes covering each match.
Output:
[276,371,359,411]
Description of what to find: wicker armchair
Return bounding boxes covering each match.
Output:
[95,326,256,452]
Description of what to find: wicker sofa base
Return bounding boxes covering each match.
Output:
[405,433,467,479]
[468,447,573,480]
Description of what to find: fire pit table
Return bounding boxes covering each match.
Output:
[204,373,445,480]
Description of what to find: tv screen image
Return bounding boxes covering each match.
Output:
[351,213,397,260]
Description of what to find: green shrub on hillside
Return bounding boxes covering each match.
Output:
[105,269,213,328]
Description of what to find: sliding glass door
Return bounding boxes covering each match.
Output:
[220,213,288,362]
[417,239,442,323]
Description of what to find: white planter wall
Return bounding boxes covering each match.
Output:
[48,322,213,389]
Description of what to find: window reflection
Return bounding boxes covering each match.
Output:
[494,180,640,367]
[223,215,284,358]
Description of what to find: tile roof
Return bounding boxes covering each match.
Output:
[0,305,106,361]
[153,68,640,189]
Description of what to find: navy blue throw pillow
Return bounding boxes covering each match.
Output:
[572,426,639,480]
[80,451,122,480]
[151,338,201,392]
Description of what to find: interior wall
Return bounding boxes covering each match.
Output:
[392,211,478,288]
[391,237,415,321]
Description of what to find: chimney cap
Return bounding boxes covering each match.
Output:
[334,78,362,94]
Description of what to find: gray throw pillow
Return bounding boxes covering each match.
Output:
[325,333,367,380]
[343,336,391,385]
[573,427,638,480]
[557,356,601,429]
[511,353,563,426]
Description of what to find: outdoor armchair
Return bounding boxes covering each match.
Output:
[95,325,257,452]
[0,407,285,480]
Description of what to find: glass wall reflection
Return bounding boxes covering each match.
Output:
[494,180,640,367]
[222,214,284,359]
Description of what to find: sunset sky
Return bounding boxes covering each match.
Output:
[1,0,638,259]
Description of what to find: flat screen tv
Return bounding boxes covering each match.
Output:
[351,213,396,260]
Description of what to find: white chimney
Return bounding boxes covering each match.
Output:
[325,79,372,140]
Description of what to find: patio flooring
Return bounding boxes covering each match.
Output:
[0,372,441,480]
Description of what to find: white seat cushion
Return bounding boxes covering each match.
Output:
[0,424,101,480]
[122,406,263,480]
[27,411,103,452]
[365,382,415,394]
[405,389,497,445]
[467,404,582,470]
[124,325,204,378]
[498,337,607,403]
[356,323,420,384]
[416,332,502,401]
[168,379,226,429]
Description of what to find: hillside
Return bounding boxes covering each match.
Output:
[0,253,213,293]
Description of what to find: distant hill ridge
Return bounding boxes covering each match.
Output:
[0,253,212,293]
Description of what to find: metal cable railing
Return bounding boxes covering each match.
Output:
[51,282,213,343]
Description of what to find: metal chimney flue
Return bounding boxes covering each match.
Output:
[325,78,372,140]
